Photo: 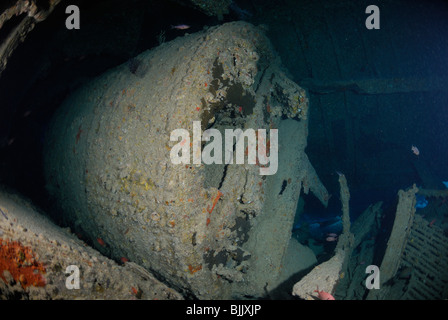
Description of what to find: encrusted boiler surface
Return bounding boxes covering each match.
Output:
[44,21,327,299]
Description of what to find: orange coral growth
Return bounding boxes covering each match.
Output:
[207,190,223,214]
[188,264,202,275]
[0,239,46,289]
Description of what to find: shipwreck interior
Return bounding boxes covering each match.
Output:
[0,0,447,300]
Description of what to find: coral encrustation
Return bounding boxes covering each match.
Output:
[0,238,46,288]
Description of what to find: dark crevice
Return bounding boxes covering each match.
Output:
[279,179,287,195]
[0,12,26,45]
[217,164,228,190]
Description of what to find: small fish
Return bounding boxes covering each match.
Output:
[429,218,436,227]
[326,236,338,242]
[171,24,190,30]
[314,286,335,300]
[411,145,420,156]
[120,257,129,264]
[442,181,448,189]
[97,237,106,247]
